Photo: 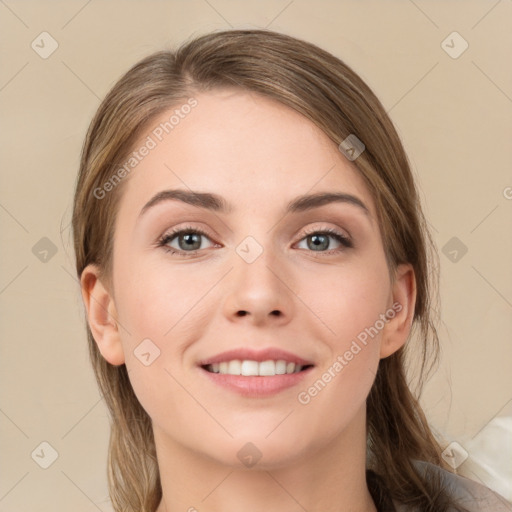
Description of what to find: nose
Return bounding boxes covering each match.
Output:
[221,244,295,327]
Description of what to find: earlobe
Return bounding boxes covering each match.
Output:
[80,264,125,366]
[380,263,417,359]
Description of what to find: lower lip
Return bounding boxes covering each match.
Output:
[199,366,314,397]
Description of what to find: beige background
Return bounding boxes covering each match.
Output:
[1,1,511,510]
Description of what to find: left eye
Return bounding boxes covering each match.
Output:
[159,229,215,253]
[296,231,352,252]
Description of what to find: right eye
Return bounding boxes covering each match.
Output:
[157,226,218,256]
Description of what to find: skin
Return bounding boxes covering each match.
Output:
[81,88,416,512]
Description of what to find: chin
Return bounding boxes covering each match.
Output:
[206,433,309,471]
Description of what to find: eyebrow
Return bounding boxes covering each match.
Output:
[138,189,370,219]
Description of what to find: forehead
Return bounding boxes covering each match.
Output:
[117,88,375,220]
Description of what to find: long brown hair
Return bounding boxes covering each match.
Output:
[72,28,465,512]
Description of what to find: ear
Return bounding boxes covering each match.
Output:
[380,263,417,359]
[80,264,125,366]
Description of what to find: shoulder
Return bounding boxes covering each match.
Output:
[391,460,512,512]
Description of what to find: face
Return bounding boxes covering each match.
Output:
[83,88,414,469]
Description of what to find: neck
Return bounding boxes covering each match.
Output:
[154,405,377,512]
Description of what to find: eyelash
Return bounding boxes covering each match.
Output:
[156,225,218,256]
[156,224,353,257]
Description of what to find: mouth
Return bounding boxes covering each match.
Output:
[201,360,314,376]
[197,348,315,397]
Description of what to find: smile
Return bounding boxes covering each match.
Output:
[202,359,313,376]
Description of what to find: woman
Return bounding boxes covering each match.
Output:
[72,29,511,512]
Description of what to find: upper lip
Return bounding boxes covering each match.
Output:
[197,348,315,367]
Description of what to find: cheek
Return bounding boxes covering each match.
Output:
[294,265,387,432]
[114,253,213,340]
[298,257,391,345]
[295,258,389,399]
[111,256,204,422]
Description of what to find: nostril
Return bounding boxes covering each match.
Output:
[235,310,281,317]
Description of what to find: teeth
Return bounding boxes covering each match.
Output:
[259,360,276,376]
[227,360,241,375]
[241,360,259,376]
[275,360,287,374]
[206,359,306,376]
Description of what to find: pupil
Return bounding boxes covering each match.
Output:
[309,234,328,251]
[180,233,201,250]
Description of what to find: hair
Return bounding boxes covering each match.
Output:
[72,29,468,512]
